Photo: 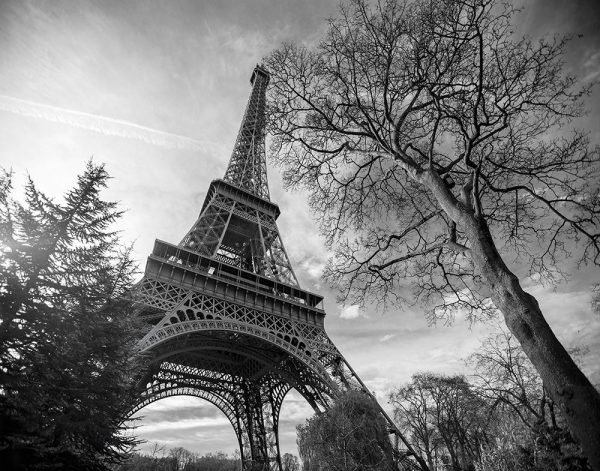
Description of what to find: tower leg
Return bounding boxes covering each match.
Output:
[237,377,289,471]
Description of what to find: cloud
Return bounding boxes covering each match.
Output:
[131,402,221,425]
[297,257,325,281]
[583,50,600,70]
[136,416,231,435]
[339,304,361,319]
[0,94,216,152]
[582,50,600,83]
[379,333,396,342]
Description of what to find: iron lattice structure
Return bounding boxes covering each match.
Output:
[132,66,394,471]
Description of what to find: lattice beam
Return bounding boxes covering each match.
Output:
[223,66,270,200]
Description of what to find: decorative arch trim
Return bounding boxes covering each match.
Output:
[139,316,336,396]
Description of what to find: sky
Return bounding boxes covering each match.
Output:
[1,0,599,460]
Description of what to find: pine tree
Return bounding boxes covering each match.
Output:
[0,161,143,470]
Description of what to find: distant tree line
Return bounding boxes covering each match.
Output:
[114,446,300,471]
[297,327,594,471]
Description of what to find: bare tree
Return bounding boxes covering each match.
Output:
[150,443,168,459]
[169,447,194,471]
[469,329,549,431]
[469,329,592,470]
[265,0,600,466]
[389,374,490,471]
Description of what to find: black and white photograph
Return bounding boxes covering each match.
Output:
[1,0,599,470]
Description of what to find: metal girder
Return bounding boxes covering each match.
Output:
[133,356,292,470]
[180,197,233,257]
[179,181,299,286]
[135,278,353,396]
[177,64,297,286]
[223,65,270,200]
[131,387,251,461]
[132,274,381,469]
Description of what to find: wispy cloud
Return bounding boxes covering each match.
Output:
[582,50,600,83]
[0,95,216,152]
[379,333,396,342]
[136,416,230,435]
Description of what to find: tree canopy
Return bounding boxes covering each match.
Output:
[297,390,395,471]
[265,0,600,467]
[390,373,490,470]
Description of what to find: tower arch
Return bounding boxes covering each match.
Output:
[131,390,251,461]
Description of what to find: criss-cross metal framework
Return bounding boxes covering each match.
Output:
[132,65,391,471]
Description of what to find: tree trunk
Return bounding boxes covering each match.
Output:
[419,168,600,470]
[468,217,600,471]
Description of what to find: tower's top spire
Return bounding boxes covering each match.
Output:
[223,65,270,200]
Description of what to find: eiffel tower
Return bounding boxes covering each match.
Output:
[132,65,393,470]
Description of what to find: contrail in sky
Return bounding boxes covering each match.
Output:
[0,95,217,152]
